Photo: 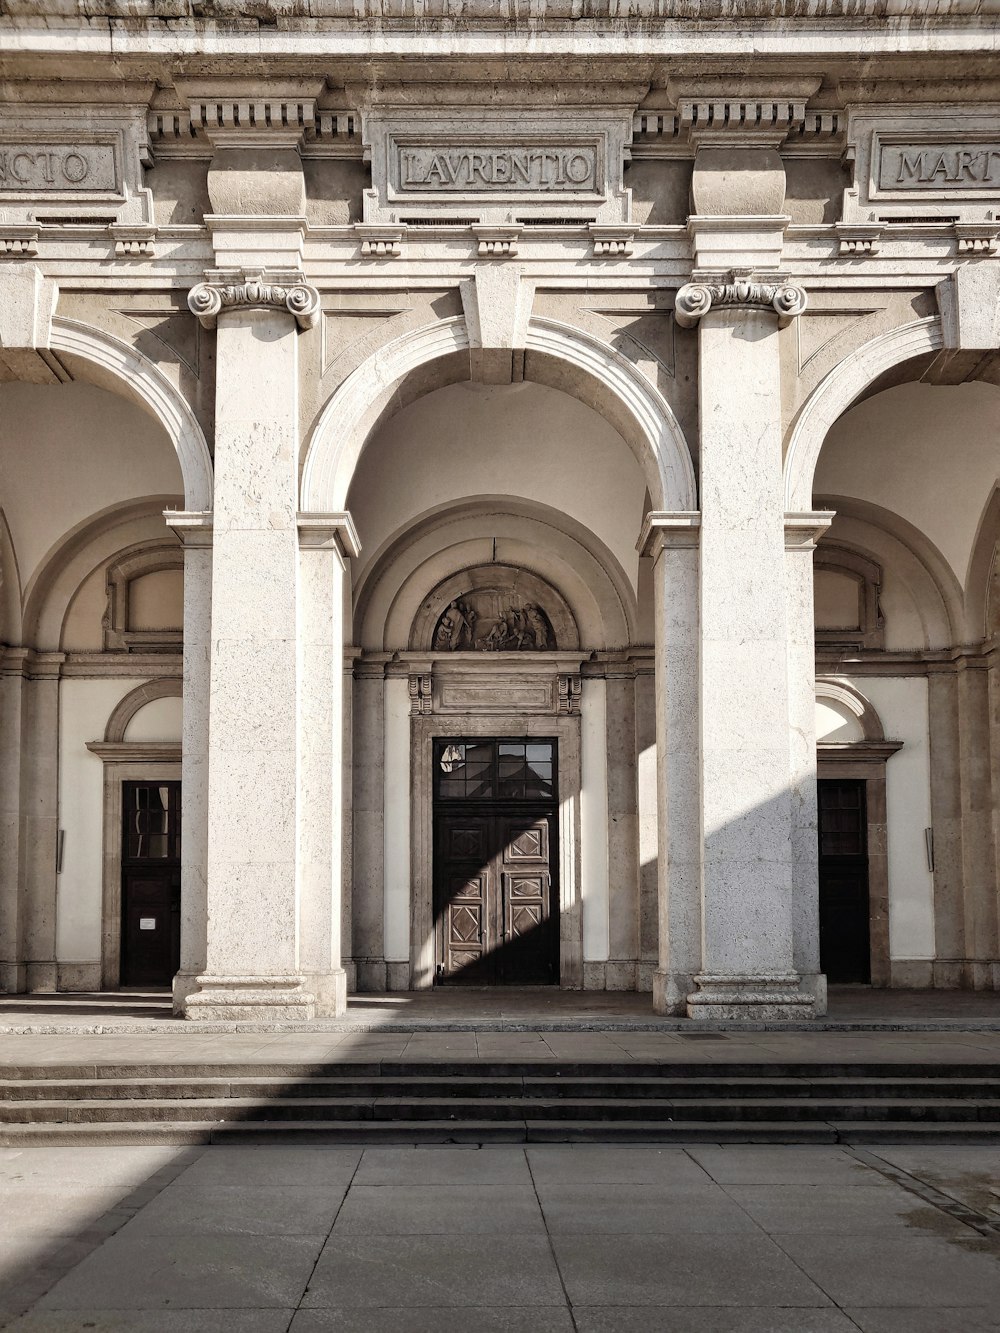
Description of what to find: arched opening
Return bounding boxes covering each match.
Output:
[313,320,693,995]
[794,319,1000,991]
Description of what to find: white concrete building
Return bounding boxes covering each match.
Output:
[0,1,998,1021]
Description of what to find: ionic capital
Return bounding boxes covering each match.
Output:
[188,274,320,330]
[674,276,807,329]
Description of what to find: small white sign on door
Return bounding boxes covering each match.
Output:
[139,918,156,931]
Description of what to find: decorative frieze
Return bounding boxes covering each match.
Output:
[188,275,320,330]
[674,277,807,329]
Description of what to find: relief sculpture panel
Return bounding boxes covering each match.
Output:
[433,589,555,652]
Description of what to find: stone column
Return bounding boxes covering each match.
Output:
[163,512,213,1012]
[785,512,833,1015]
[182,280,321,1021]
[675,280,814,1019]
[641,513,702,1016]
[297,514,359,1017]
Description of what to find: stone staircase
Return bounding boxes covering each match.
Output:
[3,1060,1000,1144]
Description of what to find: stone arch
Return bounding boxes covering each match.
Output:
[965,484,1000,642]
[354,498,635,651]
[784,317,943,512]
[50,318,213,512]
[104,678,183,744]
[301,315,697,515]
[815,676,886,743]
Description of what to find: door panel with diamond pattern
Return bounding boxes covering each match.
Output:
[434,807,558,984]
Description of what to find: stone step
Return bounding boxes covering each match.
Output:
[3,1095,999,1125]
[5,1075,1000,1102]
[7,1060,1000,1081]
[3,1118,1000,1147]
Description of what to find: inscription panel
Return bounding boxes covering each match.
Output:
[0,141,118,193]
[393,140,601,195]
[877,140,1000,194]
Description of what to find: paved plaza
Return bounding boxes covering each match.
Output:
[0,1141,999,1330]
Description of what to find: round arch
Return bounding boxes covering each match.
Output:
[104,678,183,744]
[51,318,213,512]
[301,315,697,516]
[815,676,886,743]
[784,317,943,512]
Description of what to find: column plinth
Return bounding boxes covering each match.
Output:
[183,975,317,1023]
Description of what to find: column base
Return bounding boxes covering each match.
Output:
[25,962,57,993]
[0,964,26,994]
[652,969,695,1016]
[686,973,816,1021]
[797,970,828,1016]
[303,968,348,1018]
[182,975,317,1022]
[171,969,203,1015]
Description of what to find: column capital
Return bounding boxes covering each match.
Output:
[164,510,214,547]
[297,511,361,558]
[637,511,701,559]
[188,271,320,331]
[784,510,836,550]
[675,273,807,329]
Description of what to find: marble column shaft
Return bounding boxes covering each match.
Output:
[185,307,315,1020]
[692,309,812,1018]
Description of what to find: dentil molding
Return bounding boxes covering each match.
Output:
[188,275,320,330]
[674,276,807,329]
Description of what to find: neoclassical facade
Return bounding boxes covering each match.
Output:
[0,1,998,1020]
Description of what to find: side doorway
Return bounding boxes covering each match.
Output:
[817,777,871,984]
[120,781,181,986]
[433,738,559,985]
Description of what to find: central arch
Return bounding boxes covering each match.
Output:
[300,315,697,516]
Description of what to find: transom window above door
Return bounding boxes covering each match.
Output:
[435,739,556,801]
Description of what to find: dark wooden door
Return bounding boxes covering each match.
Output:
[121,781,181,986]
[433,739,558,985]
[818,778,871,984]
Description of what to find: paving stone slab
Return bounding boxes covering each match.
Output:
[119,1183,347,1236]
[35,1233,326,1310]
[526,1145,713,1185]
[724,1182,970,1236]
[173,1146,362,1187]
[772,1232,1000,1307]
[302,1234,565,1308]
[551,1232,830,1306]
[289,1307,575,1330]
[353,1146,532,1186]
[844,1309,1000,1332]
[572,1309,859,1332]
[536,1181,759,1234]
[8,1312,294,1332]
[687,1146,884,1185]
[333,1183,545,1234]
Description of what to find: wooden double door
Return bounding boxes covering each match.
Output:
[433,739,559,985]
[120,781,181,987]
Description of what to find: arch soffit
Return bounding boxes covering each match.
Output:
[50,318,213,513]
[354,500,635,651]
[784,317,943,513]
[301,315,697,515]
[817,493,962,648]
[816,677,886,743]
[105,678,182,744]
[0,508,22,642]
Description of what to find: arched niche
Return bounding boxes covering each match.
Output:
[411,564,579,653]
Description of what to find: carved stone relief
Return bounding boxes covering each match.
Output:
[433,589,555,652]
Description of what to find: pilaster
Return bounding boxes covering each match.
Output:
[639,512,702,1016]
[163,510,212,1012]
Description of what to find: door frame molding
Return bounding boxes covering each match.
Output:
[411,714,583,990]
[818,741,902,987]
[84,743,181,988]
